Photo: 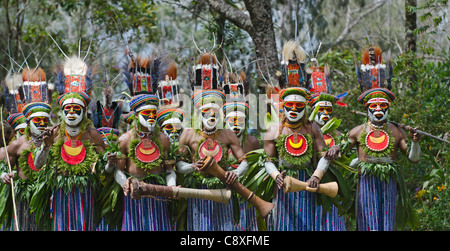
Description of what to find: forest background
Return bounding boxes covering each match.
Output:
[0,0,448,230]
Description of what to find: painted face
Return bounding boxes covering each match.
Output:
[226,115,246,136]
[30,116,49,136]
[162,122,182,142]
[138,108,157,131]
[63,104,84,127]
[314,106,333,126]
[201,107,220,131]
[15,127,26,138]
[284,101,305,123]
[367,102,389,123]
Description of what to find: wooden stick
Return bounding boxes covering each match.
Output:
[0,106,20,231]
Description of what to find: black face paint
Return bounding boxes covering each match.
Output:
[63,104,83,118]
[367,102,389,123]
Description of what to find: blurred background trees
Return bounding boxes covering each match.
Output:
[0,0,448,230]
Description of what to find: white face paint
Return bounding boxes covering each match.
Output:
[63,104,84,127]
[367,101,389,124]
[162,119,183,142]
[137,105,158,132]
[368,108,389,123]
[283,94,306,123]
[138,113,156,132]
[285,108,304,123]
[201,106,220,132]
[30,122,43,136]
[314,102,333,126]
[29,114,49,136]
[225,111,246,137]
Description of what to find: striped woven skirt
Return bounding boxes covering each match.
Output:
[51,184,95,231]
[186,196,236,231]
[315,203,346,231]
[234,201,258,231]
[268,170,316,231]
[16,201,40,231]
[121,195,173,231]
[357,174,397,231]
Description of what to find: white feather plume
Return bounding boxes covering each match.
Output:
[63,56,88,76]
[4,73,23,91]
[282,40,306,64]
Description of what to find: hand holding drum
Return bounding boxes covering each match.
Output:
[199,156,274,218]
[283,176,339,198]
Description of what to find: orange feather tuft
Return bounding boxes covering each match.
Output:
[197,53,217,65]
[361,46,383,65]
[167,62,177,80]
[22,67,46,82]
[239,71,246,83]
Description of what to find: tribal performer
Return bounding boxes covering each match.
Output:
[112,55,175,231]
[32,56,107,231]
[263,40,341,231]
[156,62,184,144]
[348,46,421,231]
[175,52,249,231]
[0,67,51,231]
[307,61,349,230]
[221,70,260,231]
[90,82,122,129]
[6,113,26,141]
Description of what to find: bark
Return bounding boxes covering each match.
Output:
[405,0,417,88]
[207,0,279,84]
[405,0,417,53]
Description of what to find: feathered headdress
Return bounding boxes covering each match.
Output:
[55,56,95,96]
[280,40,308,89]
[355,46,393,92]
[123,54,170,96]
[220,68,249,102]
[306,63,332,94]
[3,73,24,114]
[22,67,50,104]
[190,52,220,92]
[306,55,347,108]
[157,61,181,108]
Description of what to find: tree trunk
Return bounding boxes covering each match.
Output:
[207,0,279,85]
[405,0,417,53]
[405,0,417,88]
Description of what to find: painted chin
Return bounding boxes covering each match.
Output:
[231,127,244,136]
[370,111,388,122]
[203,118,217,130]
[207,118,216,127]
[287,111,302,122]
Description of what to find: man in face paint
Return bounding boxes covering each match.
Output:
[200,105,221,132]
[0,103,52,231]
[263,87,341,231]
[347,87,422,231]
[1,102,51,182]
[367,99,389,126]
[157,109,184,143]
[283,100,306,123]
[111,94,175,231]
[314,103,333,126]
[137,105,158,132]
[7,113,27,140]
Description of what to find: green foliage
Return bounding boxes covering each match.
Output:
[315,35,449,230]
[408,0,448,35]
